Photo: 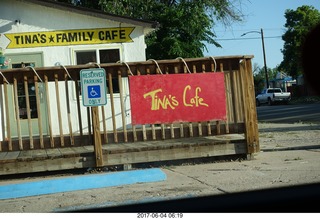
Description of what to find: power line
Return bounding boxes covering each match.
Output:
[214,28,285,33]
[215,36,282,41]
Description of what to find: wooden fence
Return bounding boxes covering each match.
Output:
[0,56,259,175]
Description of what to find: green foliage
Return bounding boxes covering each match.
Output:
[97,0,243,60]
[56,0,244,59]
[253,63,278,94]
[278,5,320,79]
[144,1,219,59]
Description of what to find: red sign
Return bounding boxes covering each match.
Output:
[129,73,227,125]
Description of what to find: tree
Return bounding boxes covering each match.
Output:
[278,5,320,79]
[253,64,276,95]
[59,0,245,60]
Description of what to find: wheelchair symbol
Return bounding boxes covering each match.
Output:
[88,85,101,98]
[90,88,98,97]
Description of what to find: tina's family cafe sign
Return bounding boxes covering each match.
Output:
[4,27,134,49]
[129,73,227,125]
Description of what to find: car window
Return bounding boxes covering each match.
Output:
[274,89,281,93]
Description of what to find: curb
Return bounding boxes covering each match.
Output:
[0,168,167,200]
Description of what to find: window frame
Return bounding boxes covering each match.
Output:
[71,46,124,100]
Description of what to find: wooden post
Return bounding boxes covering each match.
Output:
[241,58,260,155]
[92,106,103,167]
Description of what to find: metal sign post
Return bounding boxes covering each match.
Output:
[80,68,107,167]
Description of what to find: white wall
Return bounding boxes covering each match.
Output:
[0,0,151,138]
[0,0,148,65]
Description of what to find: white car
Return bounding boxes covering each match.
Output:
[256,88,291,106]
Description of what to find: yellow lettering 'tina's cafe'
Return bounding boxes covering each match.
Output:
[4,27,134,49]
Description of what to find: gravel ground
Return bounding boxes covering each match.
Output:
[0,122,319,213]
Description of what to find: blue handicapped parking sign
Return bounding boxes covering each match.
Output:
[80,68,107,107]
[88,85,101,98]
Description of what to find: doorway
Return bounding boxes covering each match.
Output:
[5,53,48,137]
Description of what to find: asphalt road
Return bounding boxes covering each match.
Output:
[256,103,320,123]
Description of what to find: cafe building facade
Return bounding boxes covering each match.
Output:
[0,0,158,140]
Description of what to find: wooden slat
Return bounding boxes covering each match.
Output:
[164,68,175,139]
[220,62,229,134]
[32,149,48,159]
[241,59,260,154]
[182,63,193,137]
[70,146,92,156]
[225,69,232,129]
[118,72,127,142]
[3,83,12,150]
[231,68,240,124]
[161,124,165,140]
[170,124,174,139]
[230,65,243,133]
[193,64,202,137]
[64,73,74,145]
[46,148,62,158]
[59,147,76,157]
[143,67,152,141]
[24,76,33,149]
[83,145,94,152]
[236,69,245,122]
[44,75,54,147]
[55,73,64,146]
[86,106,92,142]
[13,78,23,150]
[104,142,246,166]
[2,151,20,162]
[0,152,8,160]
[18,150,33,161]
[104,134,245,154]
[204,62,212,136]
[108,72,118,143]
[34,76,44,148]
[101,105,108,144]
[75,80,84,143]
[142,125,147,141]
[0,156,88,175]
[132,125,137,142]
[174,65,184,138]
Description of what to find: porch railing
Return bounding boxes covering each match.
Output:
[0,56,259,158]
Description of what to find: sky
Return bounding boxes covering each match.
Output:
[204,0,320,70]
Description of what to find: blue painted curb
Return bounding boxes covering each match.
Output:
[0,168,166,200]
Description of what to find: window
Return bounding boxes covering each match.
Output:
[75,49,120,65]
[99,49,120,63]
[17,82,38,119]
[76,51,96,64]
[75,49,121,94]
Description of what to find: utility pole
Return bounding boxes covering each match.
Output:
[260,28,269,88]
[241,29,269,88]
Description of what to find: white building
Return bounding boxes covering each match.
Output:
[0,0,158,139]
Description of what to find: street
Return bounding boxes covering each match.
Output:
[256,103,320,123]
